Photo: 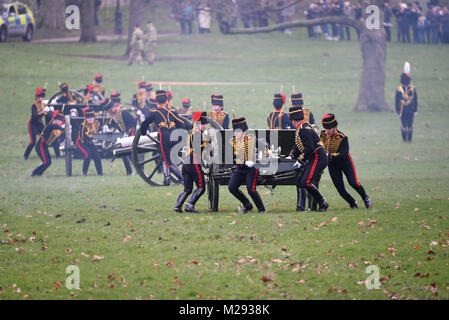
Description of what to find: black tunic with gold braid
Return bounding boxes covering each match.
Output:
[266,110,293,129]
[320,129,368,207]
[140,105,187,168]
[290,121,328,205]
[24,101,46,159]
[395,84,418,142]
[209,111,230,129]
[228,134,265,212]
[77,121,103,176]
[30,123,63,176]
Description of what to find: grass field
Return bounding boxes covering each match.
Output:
[1,25,449,300]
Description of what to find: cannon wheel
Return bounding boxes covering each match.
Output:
[131,117,222,187]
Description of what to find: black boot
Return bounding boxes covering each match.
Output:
[401,127,407,142]
[170,165,184,184]
[174,191,189,213]
[185,188,205,213]
[243,203,253,214]
[296,187,306,212]
[363,196,372,209]
[319,198,329,212]
[350,202,359,209]
[407,128,413,142]
[162,163,171,186]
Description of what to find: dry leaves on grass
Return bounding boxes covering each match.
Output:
[261,273,276,282]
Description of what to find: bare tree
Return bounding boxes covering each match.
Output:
[80,0,97,42]
[224,0,392,112]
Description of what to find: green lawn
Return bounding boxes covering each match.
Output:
[0,28,449,300]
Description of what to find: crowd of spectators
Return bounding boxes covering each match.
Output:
[169,0,449,44]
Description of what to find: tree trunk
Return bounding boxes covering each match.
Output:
[126,0,147,56]
[38,0,66,30]
[80,0,97,42]
[355,1,392,112]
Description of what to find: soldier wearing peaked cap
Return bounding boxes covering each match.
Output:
[174,111,209,213]
[209,95,230,129]
[395,66,418,143]
[30,111,65,177]
[267,93,294,129]
[228,117,266,214]
[24,88,48,160]
[76,109,102,176]
[321,114,372,209]
[291,93,315,126]
[105,92,136,175]
[140,90,188,185]
[289,106,329,212]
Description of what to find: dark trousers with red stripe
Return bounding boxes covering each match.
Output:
[329,154,367,207]
[31,138,51,176]
[181,163,205,205]
[159,127,182,180]
[24,120,44,159]
[77,138,103,176]
[297,148,328,205]
[228,166,265,211]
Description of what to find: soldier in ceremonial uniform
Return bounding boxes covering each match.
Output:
[145,20,157,65]
[105,92,136,175]
[30,111,65,177]
[267,93,293,129]
[321,114,372,209]
[228,117,266,213]
[177,98,193,116]
[24,88,48,160]
[132,81,148,125]
[291,93,315,126]
[82,85,95,104]
[140,90,187,185]
[58,83,78,104]
[76,109,103,176]
[93,74,105,98]
[209,95,230,129]
[395,69,418,143]
[289,106,329,212]
[174,111,209,213]
[128,24,145,66]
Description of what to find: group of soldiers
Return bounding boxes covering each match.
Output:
[128,21,158,66]
[24,68,420,213]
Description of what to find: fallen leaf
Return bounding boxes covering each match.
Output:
[53,282,61,290]
[261,273,276,282]
[108,274,116,281]
[123,236,132,243]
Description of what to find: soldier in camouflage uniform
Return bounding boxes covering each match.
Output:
[128,24,145,66]
[145,21,157,65]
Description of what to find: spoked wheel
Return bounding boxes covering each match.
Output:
[131,128,183,186]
